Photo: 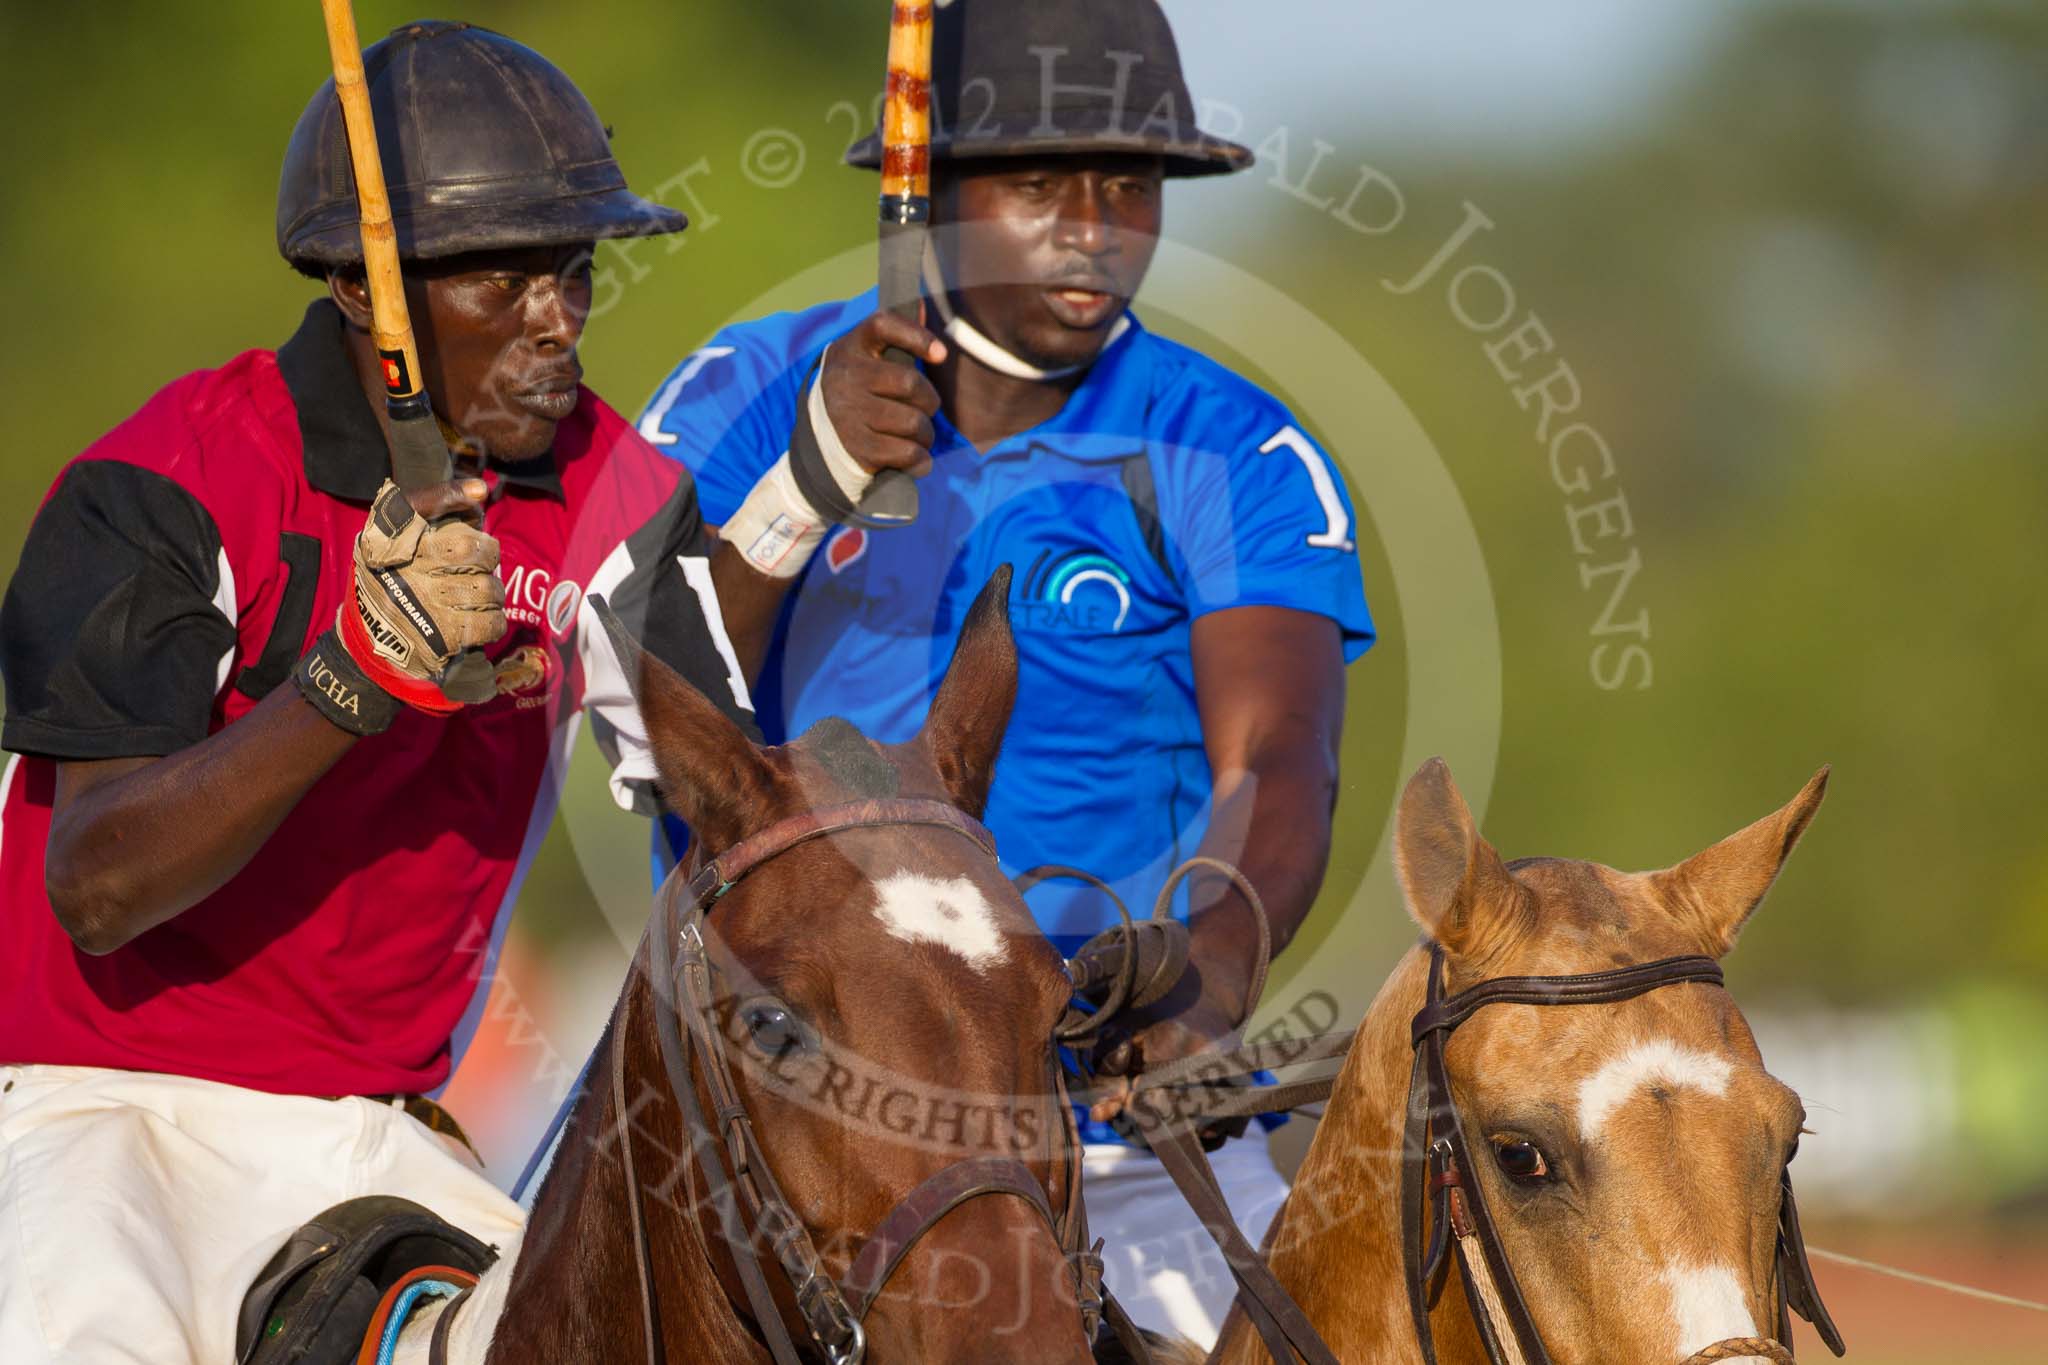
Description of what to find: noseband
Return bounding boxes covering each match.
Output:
[612,798,1101,1365]
[1402,944,1846,1365]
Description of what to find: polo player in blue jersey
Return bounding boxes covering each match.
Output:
[637,0,1373,1344]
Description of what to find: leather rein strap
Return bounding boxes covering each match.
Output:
[1400,944,1845,1365]
[616,798,1100,1365]
[1105,856,1340,1365]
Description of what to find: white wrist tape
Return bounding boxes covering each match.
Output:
[807,360,875,505]
[720,365,877,578]
[721,451,828,579]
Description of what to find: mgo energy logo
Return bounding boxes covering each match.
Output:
[1015,549,1133,633]
[499,562,583,640]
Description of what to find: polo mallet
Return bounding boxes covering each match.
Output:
[319,0,495,700]
[854,0,935,528]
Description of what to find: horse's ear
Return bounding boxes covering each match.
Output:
[917,565,1018,818]
[1651,766,1829,957]
[589,594,773,852]
[1395,757,1534,961]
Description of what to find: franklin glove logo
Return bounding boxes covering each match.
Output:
[355,581,414,666]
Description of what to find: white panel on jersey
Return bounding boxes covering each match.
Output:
[676,555,753,716]
[578,541,655,812]
[0,754,20,871]
[579,544,756,812]
[212,547,239,695]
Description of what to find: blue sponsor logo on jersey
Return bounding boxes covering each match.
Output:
[1018,549,1132,633]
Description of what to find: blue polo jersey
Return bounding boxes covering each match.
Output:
[641,291,1373,947]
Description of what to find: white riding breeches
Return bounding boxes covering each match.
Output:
[0,1064,524,1365]
[1082,1126,1291,1349]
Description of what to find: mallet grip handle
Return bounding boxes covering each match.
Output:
[859,0,936,528]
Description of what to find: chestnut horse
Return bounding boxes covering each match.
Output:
[394,572,1095,1363]
[1209,758,1839,1364]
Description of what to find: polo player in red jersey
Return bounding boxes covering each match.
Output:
[0,22,871,1365]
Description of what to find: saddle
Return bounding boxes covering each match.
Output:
[235,1196,498,1365]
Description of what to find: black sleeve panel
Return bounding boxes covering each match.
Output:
[609,471,762,739]
[1,460,238,760]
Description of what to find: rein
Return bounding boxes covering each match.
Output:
[612,797,1104,1365]
[1034,858,1342,1365]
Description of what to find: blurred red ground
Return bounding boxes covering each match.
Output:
[1789,1221,2047,1362]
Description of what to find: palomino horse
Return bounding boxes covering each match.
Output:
[396,570,1097,1363]
[1211,758,1840,1364]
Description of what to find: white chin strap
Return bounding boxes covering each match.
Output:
[921,249,1129,383]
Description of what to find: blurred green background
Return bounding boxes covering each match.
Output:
[2,2,2042,1357]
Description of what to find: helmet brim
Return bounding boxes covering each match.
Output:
[845,117,1253,179]
[282,187,688,273]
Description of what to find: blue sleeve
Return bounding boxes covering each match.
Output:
[1159,401,1376,662]
[634,327,805,525]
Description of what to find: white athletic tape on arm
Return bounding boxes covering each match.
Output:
[719,452,826,578]
[808,360,876,505]
[720,362,875,579]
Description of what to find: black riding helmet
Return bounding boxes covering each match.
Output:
[844,0,1253,178]
[277,20,687,275]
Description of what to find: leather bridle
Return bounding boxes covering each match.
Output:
[610,797,1105,1365]
[1401,943,1847,1365]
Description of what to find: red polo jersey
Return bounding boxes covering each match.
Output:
[0,301,751,1097]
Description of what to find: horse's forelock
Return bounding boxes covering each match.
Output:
[790,715,902,799]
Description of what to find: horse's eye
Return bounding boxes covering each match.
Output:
[742,1003,806,1060]
[1495,1140,1550,1184]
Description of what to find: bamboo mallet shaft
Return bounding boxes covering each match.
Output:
[317,1,453,494]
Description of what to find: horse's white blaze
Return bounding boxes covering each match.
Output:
[1661,1262,1759,1357]
[871,873,1007,971]
[1576,1037,1733,1138]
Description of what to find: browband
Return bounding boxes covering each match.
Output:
[680,798,997,910]
[1411,954,1725,1046]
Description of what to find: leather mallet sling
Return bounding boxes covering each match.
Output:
[317,0,494,699]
